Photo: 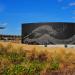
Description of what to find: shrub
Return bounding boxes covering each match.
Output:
[0,43,6,55]
[8,52,24,64]
[26,49,38,61]
[24,60,45,75]
[50,59,59,70]
[0,57,11,74]
[3,64,25,75]
[46,54,60,71]
[37,50,49,62]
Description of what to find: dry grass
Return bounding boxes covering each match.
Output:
[0,42,75,75]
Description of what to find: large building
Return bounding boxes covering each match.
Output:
[22,22,75,45]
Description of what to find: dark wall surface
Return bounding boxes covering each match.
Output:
[22,22,75,45]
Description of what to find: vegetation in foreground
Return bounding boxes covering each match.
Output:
[0,42,75,75]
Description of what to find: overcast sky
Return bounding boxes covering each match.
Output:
[0,0,75,35]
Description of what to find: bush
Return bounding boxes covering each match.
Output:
[0,43,6,55]
[3,64,25,75]
[24,60,45,75]
[38,52,48,62]
[8,52,24,64]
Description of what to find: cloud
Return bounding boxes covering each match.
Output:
[62,2,75,10]
[0,23,8,27]
[69,2,75,6]
[72,16,75,18]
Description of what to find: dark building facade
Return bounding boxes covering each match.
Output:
[22,22,75,45]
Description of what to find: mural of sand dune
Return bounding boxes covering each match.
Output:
[22,22,75,44]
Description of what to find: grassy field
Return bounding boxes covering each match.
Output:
[0,42,75,75]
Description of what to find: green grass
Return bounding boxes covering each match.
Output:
[0,42,75,75]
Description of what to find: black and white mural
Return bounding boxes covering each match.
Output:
[22,22,75,45]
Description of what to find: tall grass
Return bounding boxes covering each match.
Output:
[0,42,75,75]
